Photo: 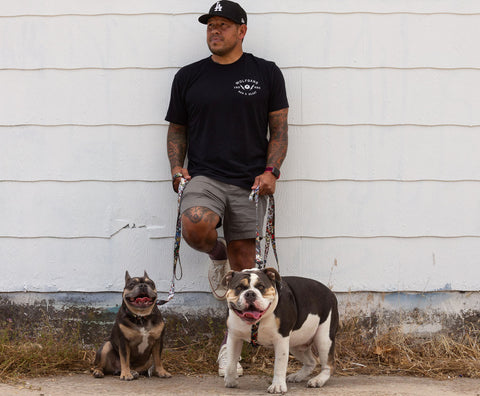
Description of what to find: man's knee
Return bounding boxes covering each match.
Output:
[181,206,220,251]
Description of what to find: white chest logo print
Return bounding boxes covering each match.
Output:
[234,79,261,96]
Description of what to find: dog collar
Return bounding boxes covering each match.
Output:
[124,306,147,323]
[250,323,259,347]
[129,312,145,322]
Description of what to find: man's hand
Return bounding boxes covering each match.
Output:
[251,171,277,195]
[172,167,191,193]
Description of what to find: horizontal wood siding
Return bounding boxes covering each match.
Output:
[1,1,479,292]
[2,13,480,69]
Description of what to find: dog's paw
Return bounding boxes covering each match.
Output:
[267,380,287,394]
[224,376,239,388]
[154,368,172,378]
[307,376,327,388]
[119,370,138,381]
[92,369,104,378]
[307,370,330,388]
[286,371,307,383]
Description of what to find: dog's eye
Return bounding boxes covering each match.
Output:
[257,284,265,291]
[235,286,244,292]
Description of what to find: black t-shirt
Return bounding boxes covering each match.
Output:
[165,53,289,189]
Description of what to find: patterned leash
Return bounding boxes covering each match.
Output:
[248,186,279,270]
[157,177,187,306]
[248,186,279,346]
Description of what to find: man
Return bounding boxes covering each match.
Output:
[165,0,288,375]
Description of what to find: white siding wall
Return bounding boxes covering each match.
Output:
[1,0,479,293]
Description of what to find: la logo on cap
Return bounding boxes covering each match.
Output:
[214,1,222,12]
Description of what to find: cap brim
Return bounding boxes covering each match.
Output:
[198,13,244,25]
[198,14,211,24]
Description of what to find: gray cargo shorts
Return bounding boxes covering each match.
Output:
[180,175,267,243]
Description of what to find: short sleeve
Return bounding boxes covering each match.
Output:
[165,71,188,125]
[268,63,289,113]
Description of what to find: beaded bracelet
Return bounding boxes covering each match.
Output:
[172,172,183,182]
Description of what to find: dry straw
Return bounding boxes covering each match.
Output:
[1,317,479,382]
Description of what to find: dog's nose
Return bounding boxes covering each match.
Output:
[244,290,256,302]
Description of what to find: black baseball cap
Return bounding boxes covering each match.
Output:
[198,1,247,25]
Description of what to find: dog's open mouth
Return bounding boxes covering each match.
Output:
[128,295,155,308]
[232,304,270,323]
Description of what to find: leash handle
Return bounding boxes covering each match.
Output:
[157,177,187,306]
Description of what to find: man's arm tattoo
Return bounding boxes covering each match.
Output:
[167,123,188,171]
[267,108,288,169]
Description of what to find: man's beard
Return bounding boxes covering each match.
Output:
[208,41,236,57]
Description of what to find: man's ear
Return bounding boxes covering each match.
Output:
[238,24,247,40]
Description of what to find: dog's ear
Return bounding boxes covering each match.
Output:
[125,271,131,282]
[263,267,281,283]
[143,270,150,279]
[222,270,236,287]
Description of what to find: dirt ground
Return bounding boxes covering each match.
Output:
[2,374,480,396]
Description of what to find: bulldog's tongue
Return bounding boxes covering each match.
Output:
[135,297,151,304]
[242,310,262,320]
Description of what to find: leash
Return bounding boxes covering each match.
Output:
[248,186,279,270]
[248,185,279,347]
[250,323,260,347]
[157,177,187,306]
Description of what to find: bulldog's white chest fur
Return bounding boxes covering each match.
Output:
[137,327,149,354]
[229,312,323,347]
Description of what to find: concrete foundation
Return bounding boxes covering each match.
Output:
[1,290,479,345]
